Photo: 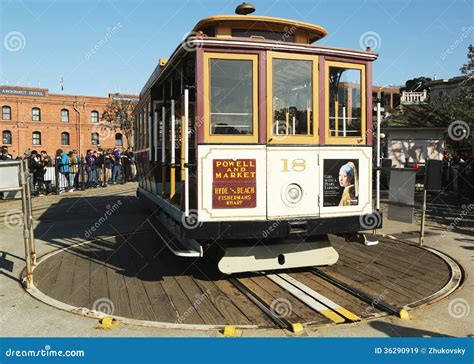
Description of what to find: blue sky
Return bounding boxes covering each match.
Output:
[0,0,472,96]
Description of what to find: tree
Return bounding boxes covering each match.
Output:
[460,44,473,76]
[402,76,432,92]
[101,98,136,147]
[385,76,474,128]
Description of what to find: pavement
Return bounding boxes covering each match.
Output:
[0,183,472,337]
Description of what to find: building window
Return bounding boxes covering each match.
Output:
[32,131,41,145]
[32,107,41,121]
[61,109,69,122]
[2,106,11,120]
[2,130,12,145]
[91,132,99,146]
[61,132,70,146]
[91,110,99,123]
[115,133,123,146]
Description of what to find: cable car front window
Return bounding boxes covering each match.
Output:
[272,59,313,136]
[328,67,362,137]
[210,59,253,135]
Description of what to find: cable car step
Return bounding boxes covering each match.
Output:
[147,214,203,258]
[218,237,339,274]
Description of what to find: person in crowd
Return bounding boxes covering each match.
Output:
[56,149,69,194]
[95,148,104,186]
[122,147,134,182]
[104,149,113,186]
[112,148,122,184]
[0,146,13,199]
[85,149,97,188]
[40,150,54,195]
[128,147,137,181]
[1,146,13,160]
[73,150,81,189]
[27,150,41,196]
[68,150,79,192]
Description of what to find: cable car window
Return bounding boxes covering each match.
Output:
[272,59,313,136]
[266,52,318,144]
[210,59,253,135]
[232,29,294,42]
[328,66,362,138]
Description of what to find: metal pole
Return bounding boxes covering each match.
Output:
[419,188,427,246]
[82,155,87,190]
[20,160,33,288]
[23,160,36,265]
[121,156,125,185]
[184,89,189,217]
[103,156,107,187]
[55,158,60,194]
[376,101,381,211]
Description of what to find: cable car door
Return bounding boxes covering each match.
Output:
[266,52,320,219]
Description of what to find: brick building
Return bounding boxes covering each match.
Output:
[0,85,137,158]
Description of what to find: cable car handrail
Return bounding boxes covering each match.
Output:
[184,89,190,218]
[210,112,252,115]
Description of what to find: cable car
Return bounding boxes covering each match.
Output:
[134,6,381,274]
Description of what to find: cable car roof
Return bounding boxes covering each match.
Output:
[193,15,328,44]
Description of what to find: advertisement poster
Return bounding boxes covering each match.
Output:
[323,159,359,207]
[212,159,257,208]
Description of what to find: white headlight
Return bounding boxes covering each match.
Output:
[284,183,303,205]
[288,186,301,201]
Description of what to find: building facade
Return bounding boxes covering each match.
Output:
[0,85,137,158]
[382,127,446,168]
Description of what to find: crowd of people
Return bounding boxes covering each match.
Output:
[0,146,136,196]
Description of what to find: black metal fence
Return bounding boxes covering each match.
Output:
[379,158,473,198]
[27,155,136,196]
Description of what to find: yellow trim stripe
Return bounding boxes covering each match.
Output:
[320,309,345,324]
[335,308,361,322]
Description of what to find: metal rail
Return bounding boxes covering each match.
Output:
[268,273,360,323]
[310,268,404,317]
[227,277,294,331]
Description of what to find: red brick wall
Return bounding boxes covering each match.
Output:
[0,86,135,158]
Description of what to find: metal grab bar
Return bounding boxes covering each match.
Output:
[184,89,189,218]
